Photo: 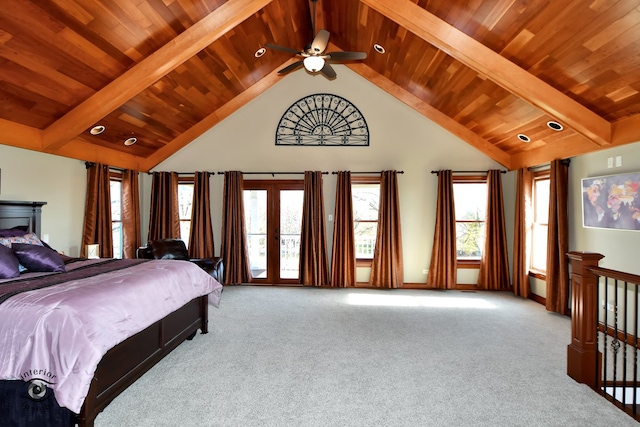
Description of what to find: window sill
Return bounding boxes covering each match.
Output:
[528,270,546,281]
[356,259,373,267]
[457,259,480,269]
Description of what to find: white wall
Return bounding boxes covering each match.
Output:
[155,65,503,284]
[0,145,86,256]
[569,141,640,275]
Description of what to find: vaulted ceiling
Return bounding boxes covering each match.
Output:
[2,0,640,171]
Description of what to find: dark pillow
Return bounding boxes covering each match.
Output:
[0,244,20,279]
[0,226,30,238]
[12,243,66,273]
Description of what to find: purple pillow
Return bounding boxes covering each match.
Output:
[0,244,20,279]
[0,226,30,238]
[12,243,66,273]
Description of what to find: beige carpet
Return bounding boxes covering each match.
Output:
[94,286,639,426]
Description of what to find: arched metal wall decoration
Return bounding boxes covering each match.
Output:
[275,94,369,146]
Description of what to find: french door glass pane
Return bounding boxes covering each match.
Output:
[280,190,303,279]
[244,190,267,278]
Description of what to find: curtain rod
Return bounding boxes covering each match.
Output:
[527,158,570,171]
[331,171,404,174]
[216,171,329,176]
[430,170,506,174]
[147,171,216,176]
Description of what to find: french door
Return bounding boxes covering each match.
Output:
[243,180,304,285]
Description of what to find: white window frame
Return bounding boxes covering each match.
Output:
[351,176,380,262]
[452,175,487,267]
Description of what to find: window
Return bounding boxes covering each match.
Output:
[110,173,123,258]
[178,180,194,245]
[453,177,487,263]
[531,173,550,273]
[352,178,380,260]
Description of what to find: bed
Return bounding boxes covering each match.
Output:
[0,200,223,427]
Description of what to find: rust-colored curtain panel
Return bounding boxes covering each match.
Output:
[81,163,113,258]
[188,172,214,258]
[331,171,356,287]
[369,171,404,288]
[148,172,180,241]
[477,170,511,290]
[427,170,456,289]
[512,168,533,298]
[299,171,330,286]
[121,169,141,259]
[220,171,251,285]
[546,159,570,315]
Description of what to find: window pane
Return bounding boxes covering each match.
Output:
[352,184,379,220]
[178,184,194,220]
[352,183,379,259]
[534,179,550,223]
[456,222,485,259]
[112,222,123,259]
[531,176,550,272]
[110,181,122,221]
[531,224,548,271]
[354,222,377,259]
[244,190,267,278]
[453,183,487,220]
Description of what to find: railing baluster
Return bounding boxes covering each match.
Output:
[604,276,609,395]
[623,280,628,407]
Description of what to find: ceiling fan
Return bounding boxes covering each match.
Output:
[264,0,367,79]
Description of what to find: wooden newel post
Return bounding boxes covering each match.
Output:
[566,251,604,389]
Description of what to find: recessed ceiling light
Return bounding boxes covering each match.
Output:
[373,44,386,54]
[517,134,531,143]
[90,125,105,135]
[547,120,563,131]
[124,137,137,146]
[255,47,266,58]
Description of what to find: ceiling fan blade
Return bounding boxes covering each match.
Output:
[277,61,304,75]
[326,51,367,61]
[265,43,302,55]
[320,62,336,79]
[311,29,330,54]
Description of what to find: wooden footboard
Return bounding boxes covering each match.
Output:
[76,295,209,427]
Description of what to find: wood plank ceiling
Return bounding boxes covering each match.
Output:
[1,0,640,171]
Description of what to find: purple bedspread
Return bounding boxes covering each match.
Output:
[0,259,223,414]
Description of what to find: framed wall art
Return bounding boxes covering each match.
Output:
[582,171,640,231]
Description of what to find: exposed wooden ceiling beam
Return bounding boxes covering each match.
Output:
[509,134,601,170]
[612,114,640,146]
[346,63,511,168]
[42,0,274,151]
[361,0,612,147]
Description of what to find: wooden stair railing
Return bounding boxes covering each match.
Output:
[567,251,605,388]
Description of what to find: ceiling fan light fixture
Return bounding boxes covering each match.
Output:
[303,56,325,72]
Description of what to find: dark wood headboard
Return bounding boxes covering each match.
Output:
[0,200,47,236]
